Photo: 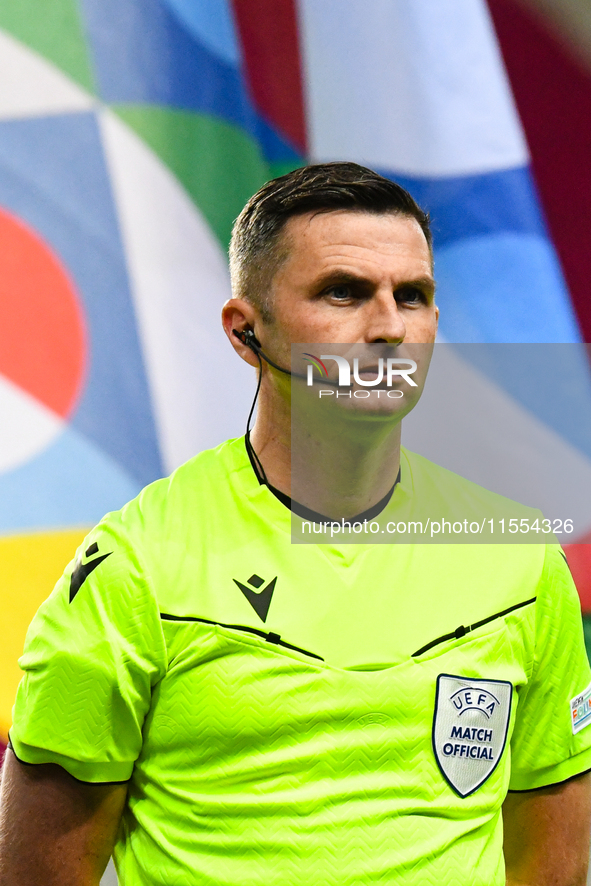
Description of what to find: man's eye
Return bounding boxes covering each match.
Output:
[396,287,424,305]
[328,285,352,300]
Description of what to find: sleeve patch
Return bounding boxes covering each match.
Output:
[571,682,591,734]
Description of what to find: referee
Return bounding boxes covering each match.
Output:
[1,163,591,886]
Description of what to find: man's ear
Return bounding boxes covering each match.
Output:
[221,298,261,368]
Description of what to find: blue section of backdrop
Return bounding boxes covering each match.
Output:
[80,0,300,162]
[387,165,582,344]
[0,112,163,488]
[0,425,142,532]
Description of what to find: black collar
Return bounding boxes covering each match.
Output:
[244,436,400,524]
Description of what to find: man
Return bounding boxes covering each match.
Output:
[1,163,591,885]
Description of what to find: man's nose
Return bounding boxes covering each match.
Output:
[364,292,406,344]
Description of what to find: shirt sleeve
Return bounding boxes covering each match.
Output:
[509,544,591,791]
[9,512,167,784]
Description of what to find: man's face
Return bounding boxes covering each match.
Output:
[266,209,438,351]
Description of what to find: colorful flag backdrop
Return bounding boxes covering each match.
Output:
[2,0,591,760]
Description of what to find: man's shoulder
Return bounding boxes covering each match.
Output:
[84,437,250,569]
[109,437,246,526]
[69,437,253,613]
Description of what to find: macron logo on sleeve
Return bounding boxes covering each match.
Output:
[69,542,112,603]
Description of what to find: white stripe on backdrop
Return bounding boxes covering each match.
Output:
[297,0,528,176]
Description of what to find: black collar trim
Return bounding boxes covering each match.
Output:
[244,437,400,524]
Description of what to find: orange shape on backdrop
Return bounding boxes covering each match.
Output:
[0,207,86,417]
[0,529,88,742]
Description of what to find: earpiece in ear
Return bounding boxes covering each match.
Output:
[233,329,261,350]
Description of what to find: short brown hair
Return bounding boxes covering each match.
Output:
[229,161,432,320]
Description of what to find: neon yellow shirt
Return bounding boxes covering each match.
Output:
[11,439,591,885]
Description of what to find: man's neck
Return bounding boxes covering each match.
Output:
[249,386,401,520]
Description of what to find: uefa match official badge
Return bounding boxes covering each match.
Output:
[433,674,512,797]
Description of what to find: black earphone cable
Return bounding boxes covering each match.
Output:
[244,348,270,486]
[235,327,340,488]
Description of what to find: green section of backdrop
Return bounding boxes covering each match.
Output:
[0,0,95,92]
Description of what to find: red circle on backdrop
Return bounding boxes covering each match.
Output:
[0,207,86,418]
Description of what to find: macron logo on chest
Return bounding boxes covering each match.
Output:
[233,573,277,622]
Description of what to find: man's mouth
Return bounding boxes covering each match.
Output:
[356,365,380,379]
[355,365,388,387]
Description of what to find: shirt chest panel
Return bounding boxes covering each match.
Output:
[138,618,529,815]
[148,530,540,669]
